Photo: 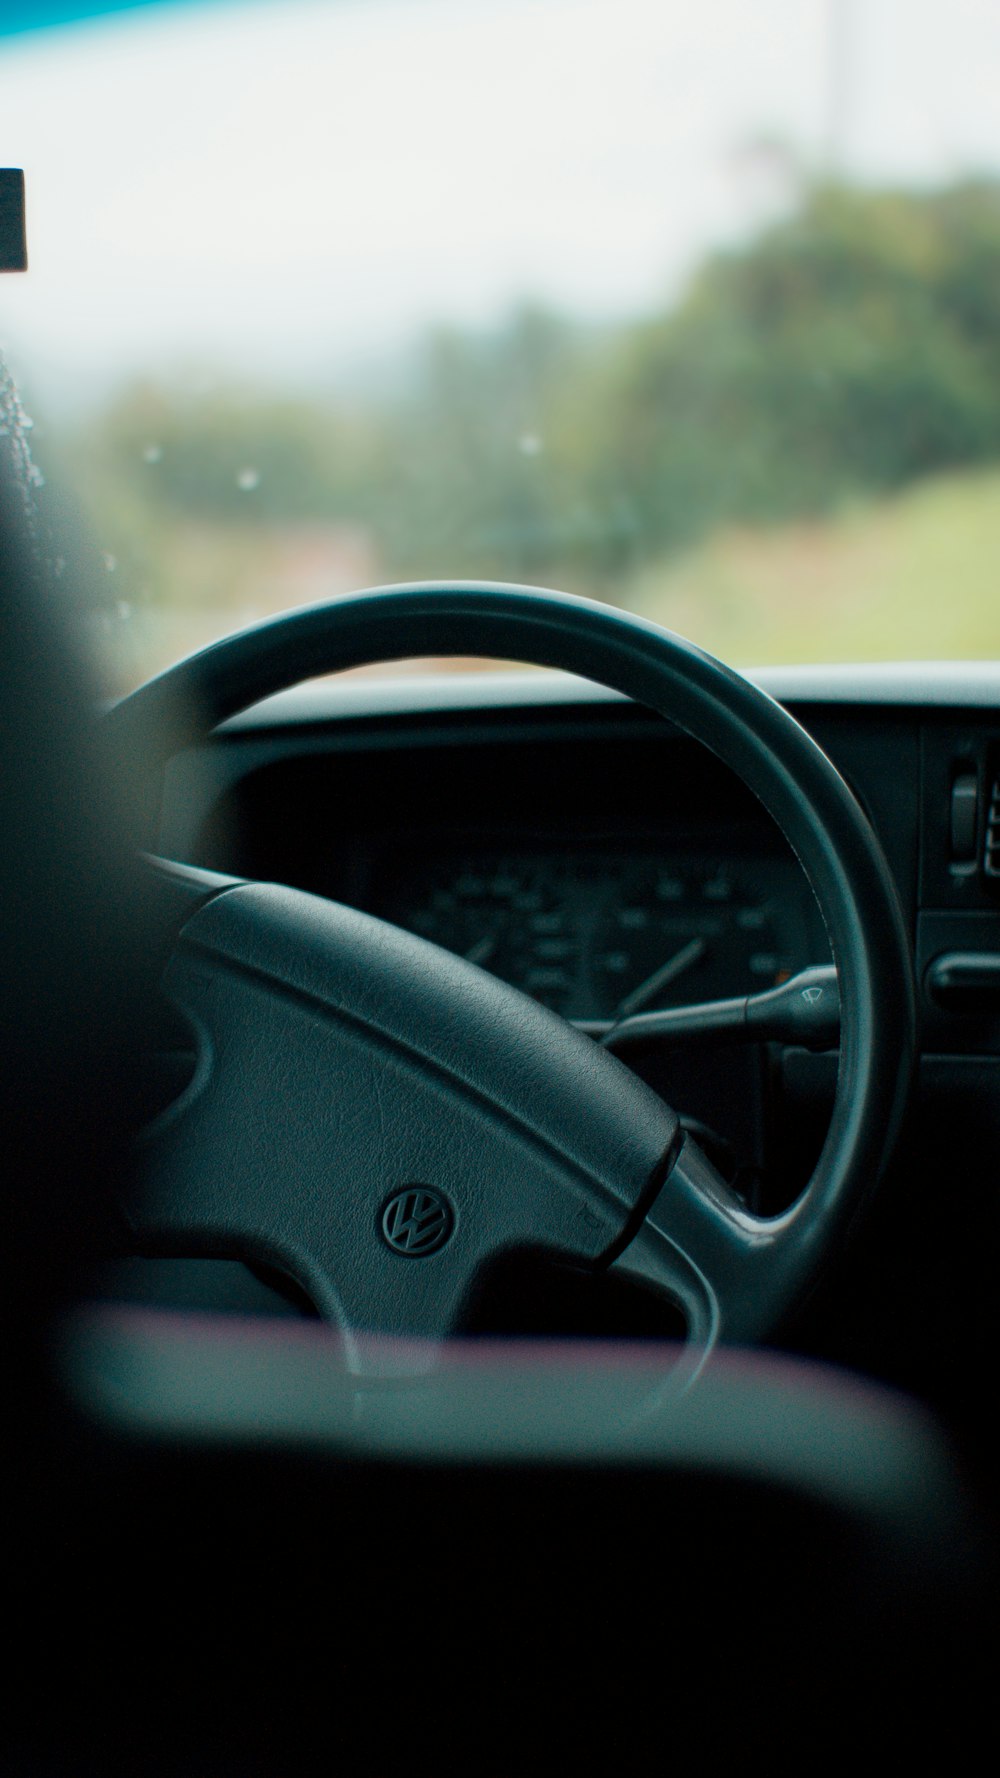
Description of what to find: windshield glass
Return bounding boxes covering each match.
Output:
[3,0,1000,690]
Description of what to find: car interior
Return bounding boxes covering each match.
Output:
[2,1,997,1770]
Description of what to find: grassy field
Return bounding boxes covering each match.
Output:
[624,465,1000,666]
[88,462,1000,690]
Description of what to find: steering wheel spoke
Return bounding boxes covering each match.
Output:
[129,871,679,1373]
[608,1134,789,1347]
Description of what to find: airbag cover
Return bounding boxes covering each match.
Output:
[137,883,679,1339]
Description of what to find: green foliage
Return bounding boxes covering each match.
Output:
[361,305,590,580]
[594,180,1000,558]
[93,381,384,526]
[58,173,1000,681]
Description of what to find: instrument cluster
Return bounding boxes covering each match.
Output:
[370,842,828,1023]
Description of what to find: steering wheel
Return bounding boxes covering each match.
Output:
[107,582,914,1381]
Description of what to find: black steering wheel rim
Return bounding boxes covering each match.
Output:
[110,580,915,1361]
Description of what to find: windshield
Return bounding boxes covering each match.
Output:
[3,0,1000,691]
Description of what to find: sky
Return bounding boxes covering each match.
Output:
[4,0,1000,410]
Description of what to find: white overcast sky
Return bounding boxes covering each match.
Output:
[3,0,1000,409]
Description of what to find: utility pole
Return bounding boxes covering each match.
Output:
[826,0,854,176]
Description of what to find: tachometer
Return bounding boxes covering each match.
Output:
[395,857,580,1010]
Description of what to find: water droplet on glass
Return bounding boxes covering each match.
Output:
[236,467,260,491]
[518,433,543,457]
[142,443,163,464]
[103,552,117,572]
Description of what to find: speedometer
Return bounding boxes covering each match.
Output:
[384,856,581,1010]
[373,845,823,1021]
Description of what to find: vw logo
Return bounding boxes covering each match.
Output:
[381,1187,454,1257]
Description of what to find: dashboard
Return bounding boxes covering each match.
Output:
[158,661,1000,1065]
[150,661,1000,1409]
[167,675,835,1024]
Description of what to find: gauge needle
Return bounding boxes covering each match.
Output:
[615,937,707,1019]
[464,935,498,967]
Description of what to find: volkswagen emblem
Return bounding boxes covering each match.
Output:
[381,1187,454,1257]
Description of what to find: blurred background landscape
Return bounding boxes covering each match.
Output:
[39,174,1000,688]
[4,0,1000,689]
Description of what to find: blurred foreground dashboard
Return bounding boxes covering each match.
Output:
[158,662,1000,1210]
